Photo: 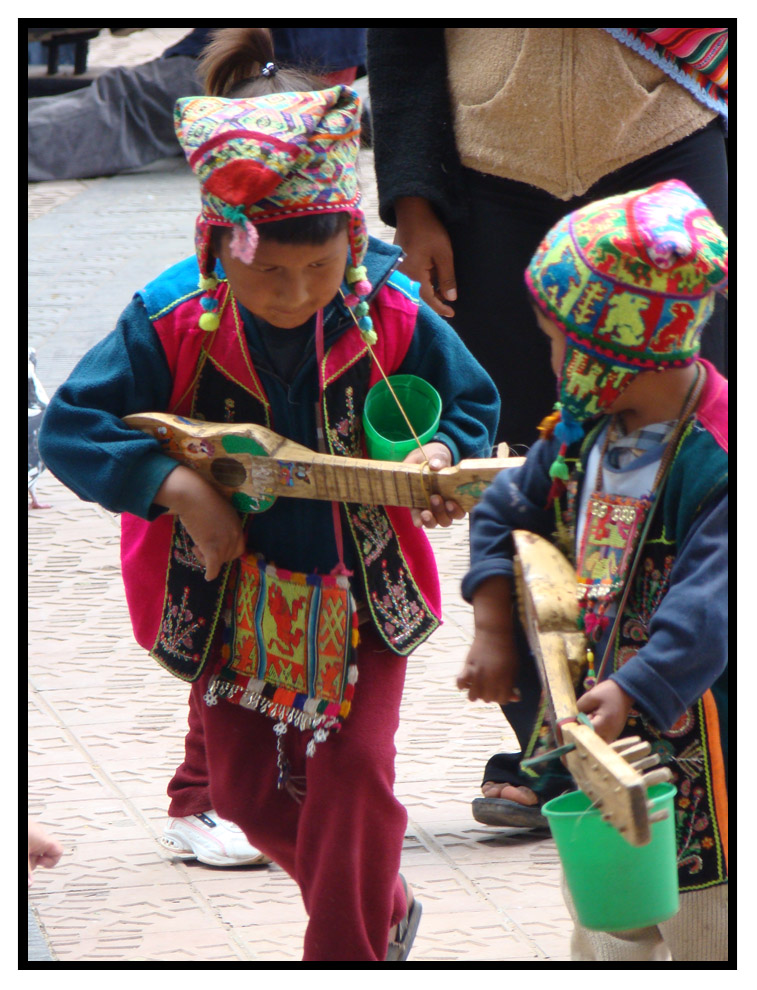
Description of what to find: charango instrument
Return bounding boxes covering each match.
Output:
[512,530,672,846]
[123,412,524,514]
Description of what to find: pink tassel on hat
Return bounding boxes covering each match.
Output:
[229,218,260,264]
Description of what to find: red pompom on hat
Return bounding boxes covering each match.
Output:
[204,158,285,206]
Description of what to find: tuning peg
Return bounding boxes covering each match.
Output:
[612,741,652,762]
[626,754,661,773]
[610,736,645,752]
[642,768,672,789]
[647,809,669,824]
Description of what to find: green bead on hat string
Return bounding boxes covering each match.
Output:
[549,447,570,481]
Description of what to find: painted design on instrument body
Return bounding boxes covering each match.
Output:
[277,461,312,487]
[220,434,277,513]
[231,492,273,513]
[125,412,520,513]
[454,479,490,501]
[181,438,215,459]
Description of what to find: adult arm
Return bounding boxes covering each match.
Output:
[368,29,465,317]
[367,28,463,229]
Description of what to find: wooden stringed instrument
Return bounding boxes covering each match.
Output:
[123,412,524,514]
[512,530,672,846]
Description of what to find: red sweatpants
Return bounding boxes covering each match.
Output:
[167,630,409,961]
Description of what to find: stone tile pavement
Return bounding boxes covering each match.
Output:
[27,27,571,965]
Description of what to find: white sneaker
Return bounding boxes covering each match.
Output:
[159,811,272,867]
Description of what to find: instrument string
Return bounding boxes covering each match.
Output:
[339,289,430,467]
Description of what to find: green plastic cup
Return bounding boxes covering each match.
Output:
[363,375,442,462]
[542,782,679,932]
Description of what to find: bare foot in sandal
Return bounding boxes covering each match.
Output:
[481,781,538,805]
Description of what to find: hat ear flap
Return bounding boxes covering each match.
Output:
[348,210,368,269]
[193,216,221,331]
[343,209,376,344]
[195,216,217,281]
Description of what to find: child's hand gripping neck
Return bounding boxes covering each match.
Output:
[154,465,246,581]
[404,441,465,529]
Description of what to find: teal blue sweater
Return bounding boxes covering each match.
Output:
[40,238,499,579]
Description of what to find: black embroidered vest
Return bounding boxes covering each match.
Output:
[150,340,438,682]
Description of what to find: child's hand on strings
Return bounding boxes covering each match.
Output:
[153,465,246,581]
[405,442,465,528]
[576,679,635,743]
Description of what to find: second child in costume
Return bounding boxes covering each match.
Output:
[39,87,499,961]
[458,180,727,961]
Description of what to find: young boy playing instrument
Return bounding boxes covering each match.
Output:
[39,86,499,961]
[457,180,727,961]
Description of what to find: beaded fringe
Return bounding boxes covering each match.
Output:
[204,666,358,735]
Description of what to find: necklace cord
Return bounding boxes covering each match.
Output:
[339,288,431,466]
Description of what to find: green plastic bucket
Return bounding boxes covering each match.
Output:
[542,782,679,932]
[363,375,442,462]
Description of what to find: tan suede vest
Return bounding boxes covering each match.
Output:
[445,28,716,199]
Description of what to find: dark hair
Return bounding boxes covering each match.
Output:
[211,213,350,258]
[198,28,325,97]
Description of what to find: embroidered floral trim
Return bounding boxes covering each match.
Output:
[676,777,713,877]
[172,523,206,572]
[327,385,361,457]
[370,560,431,648]
[351,503,393,566]
[158,586,206,664]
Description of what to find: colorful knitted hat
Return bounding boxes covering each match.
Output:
[526,179,728,427]
[174,87,375,340]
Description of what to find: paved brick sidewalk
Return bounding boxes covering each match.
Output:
[27,28,571,963]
